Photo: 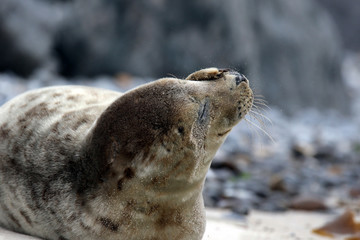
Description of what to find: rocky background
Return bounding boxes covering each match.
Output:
[0,0,360,220]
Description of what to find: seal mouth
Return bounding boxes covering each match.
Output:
[217,129,231,137]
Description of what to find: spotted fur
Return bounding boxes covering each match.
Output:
[0,68,253,240]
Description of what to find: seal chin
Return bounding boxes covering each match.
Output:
[185,68,253,136]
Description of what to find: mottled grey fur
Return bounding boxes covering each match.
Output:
[0,68,253,240]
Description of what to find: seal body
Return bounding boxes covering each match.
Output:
[0,68,253,240]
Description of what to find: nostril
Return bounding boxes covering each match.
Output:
[235,74,247,85]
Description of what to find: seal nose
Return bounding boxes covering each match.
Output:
[235,74,247,86]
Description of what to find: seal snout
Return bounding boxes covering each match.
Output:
[234,73,248,86]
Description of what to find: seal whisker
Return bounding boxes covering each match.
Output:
[245,118,275,143]
[166,73,178,78]
[253,100,269,106]
[249,109,273,125]
[246,95,273,142]
[253,100,267,105]
[253,95,269,104]
[252,103,270,112]
[253,98,269,105]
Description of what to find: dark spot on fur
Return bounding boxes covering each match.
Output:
[50,209,56,215]
[62,112,72,120]
[98,217,119,232]
[59,236,69,240]
[17,117,26,124]
[19,103,28,109]
[11,144,20,156]
[20,123,28,131]
[26,203,37,212]
[58,146,68,156]
[117,178,124,191]
[68,213,77,222]
[80,221,91,230]
[66,95,77,101]
[120,211,132,226]
[151,176,167,187]
[117,168,135,191]
[24,102,53,120]
[147,153,157,164]
[126,199,136,208]
[53,93,62,98]
[19,210,32,226]
[29,185,42,210]
[170,161,182,174]
[41,183,56,202]
[110,170,118,177]
[146,204,160,216]
[178,126,184,135]
[8,213,22,228]
[124,168,134,179]
[0,125,10,139]
[72,117,90,131]
[26,94,40,102]
[155,208,183,230]
[51,122,60,134]
[8,157,18,169]
[64,134,72,142]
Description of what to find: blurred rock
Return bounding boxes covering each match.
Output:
[349,187,360,199]
[217,198,251,216]
[211,157,246,175]
[313,210,360,237]
[291,143,315,160]
[289,196,328,211]
[269,175,287,192]
[316,0,360,51]
[313,145,338,162]
[0,0,68,76]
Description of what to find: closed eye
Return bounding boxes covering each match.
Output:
[198,98,210,124]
